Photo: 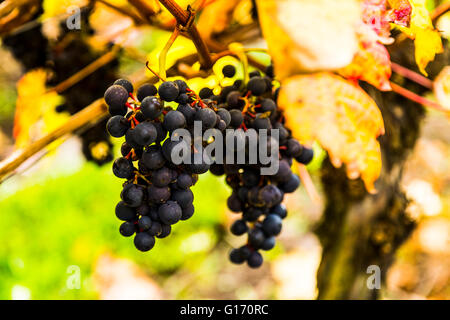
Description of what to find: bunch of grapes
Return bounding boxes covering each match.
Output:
[105,77,221,251]
[104,64,313,267]
[202,66,314,268]
[2,4,118,165]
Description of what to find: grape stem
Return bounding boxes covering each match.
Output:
[296,162,322,205]
[96,0,147,24]
[49,46,121,94]
[390,82,449,114]
[391,62,433,89]
[158,0,213,69]
[431,1,450,23]
[127,0,157,21]
[159,27,180,80]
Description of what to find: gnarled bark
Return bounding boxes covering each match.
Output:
[316,39,449,299]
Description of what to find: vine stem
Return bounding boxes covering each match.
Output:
[158,0,213,69]
[127,0,156,21]
[96,0,146,24]
[297,162,321,205]
[390,82,449,114]
[0,100,107,183]
[431,1,450,22]
[50,46,120,94]
[159,27,180,80]
[391,62,433,89]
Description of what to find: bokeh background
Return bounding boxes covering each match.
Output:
[0,0,449,300]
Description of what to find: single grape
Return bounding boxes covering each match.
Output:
[163,110,186,132]
[141,96,163,119]
[271,203,287,219]
[176,173,193,189]
[134,232,155,251]
[147,221,162,236]
[181,204,195,220]
[229,110,244,128]
[107,115,129,138]
[119,221,136,237]
[279,173,300,193]
[104,85,128,109]
[222,65,236,78]
[262,214,282,236]
[295,147,314,165]
[171,189,194,208]
[158,201,182,225]
[247,77,267,96]
[247,251,263,268]
[137,83,157,102]
[229,248,246,264]
[195,108,217,129]
[199,87,213,99]
[112,157,134,179]
[133,122,157,146]
[231,219,248,235]
[114,79,133,94]
[248,227,265,248]
[158,81,179,102]
[121,184,145,207]
[115,201,137,221]
[141,147,166,170]
[227,193,243,213]
[157,224,171,238]
[151,167,173,187]
[138,216,152,231]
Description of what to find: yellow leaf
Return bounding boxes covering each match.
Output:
[42,0,88,19]
[13,70,66,148]
[393,0,443,76]
[434,66,450,111]
[197,0,242,39]
[339,28,392,91]
[278,73,385,193]
[255,0,361,80]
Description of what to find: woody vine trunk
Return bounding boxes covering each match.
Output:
[315,39,449,299]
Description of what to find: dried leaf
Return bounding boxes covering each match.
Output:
[278,73,385,193]
[393,0,443,76]
[255,0,361,80]
[434,66,450,111]
[13,70,66,148]
[197,0,242,39]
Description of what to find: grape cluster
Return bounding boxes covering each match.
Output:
[203,66,314,268]
[104,64,313,266]
[105,77,224,251]
[2,4,118,165]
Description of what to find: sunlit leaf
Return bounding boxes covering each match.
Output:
[197,0,242,39]
[339,19,392,91]
[255,0,361,80]
[392,0,444,76]
[42,0,88,19]
[13,70,67,148]
[278,73,385,193]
